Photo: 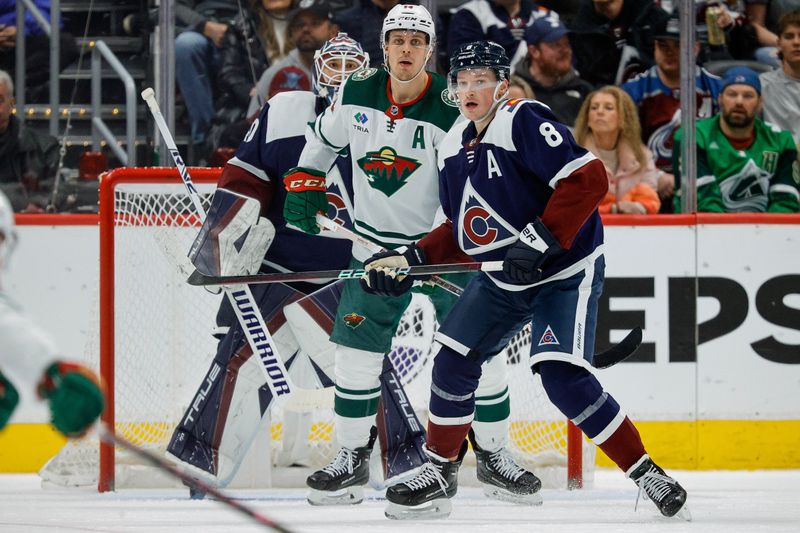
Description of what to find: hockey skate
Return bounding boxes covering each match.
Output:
[306,429,375,506]
[469,430,543,505]
[384,441,468,520]
[628,455,691,521]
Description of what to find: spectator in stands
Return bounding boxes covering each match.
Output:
[623,10,722,212]
[673,67,799,212]
[174,0,240,160]
[568,0,670,86]
[0,70,58,212]
[334,0,401,68]
[248,0,340,116]
[508,75,536,98]
[205,0,295,159]
[447,0,542,67]
[747,0,800,67]
[538,0,581,25]
[760,9,800,143]
[512,10,591,127]
[0,0,79,103]
[574,85,662,214]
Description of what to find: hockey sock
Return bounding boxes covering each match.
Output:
[0,370,20,431]
[472,354,510,452]
[334,346,383,450]
[427,346,482,458]
[538,360,645,472]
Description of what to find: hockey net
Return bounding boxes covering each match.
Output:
[39,167,594,491]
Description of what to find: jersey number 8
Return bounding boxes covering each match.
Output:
[539,122,563,148]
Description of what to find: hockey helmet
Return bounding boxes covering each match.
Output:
[0,190,17,271]
[313,33,369,104]
[448,40,510,87]
[381,4,436,49]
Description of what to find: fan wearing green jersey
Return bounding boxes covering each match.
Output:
[673,66,799,213]
[283,4,540,508]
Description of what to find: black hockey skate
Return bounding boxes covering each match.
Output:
[306,428,376,506]
[469,430,543,505]
[628,455,691,520]
[384,440,468,520]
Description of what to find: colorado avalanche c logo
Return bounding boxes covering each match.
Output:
[458,180,518,254]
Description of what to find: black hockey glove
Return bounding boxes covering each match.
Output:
[502,218,562,284]
[360,244,426,297]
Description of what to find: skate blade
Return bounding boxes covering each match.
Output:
[306,486,364,506]
[674,503,692,522]
[482,484,543,506]
[384,497,452,520]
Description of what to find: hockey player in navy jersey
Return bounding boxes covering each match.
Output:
[164,34,369,490]
[364,41,689,520]
[284,4,541,507]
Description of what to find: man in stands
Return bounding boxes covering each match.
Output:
[673,66,799,213]
[760,10,800,145]
[512,10,592,126]
[623,11,722,212]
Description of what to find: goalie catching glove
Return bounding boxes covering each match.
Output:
[360,244,426,297]
[37,361,105,437]
[189,189,275,277]
[283,167,328,235]
[502,218,562,284]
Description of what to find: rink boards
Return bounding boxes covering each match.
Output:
[1,213,798,472]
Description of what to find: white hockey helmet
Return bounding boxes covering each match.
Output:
[0,190,17,271]
[380,4,436,50]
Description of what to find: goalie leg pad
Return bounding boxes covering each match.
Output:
[189,188,275,277]
[167,283,302,487]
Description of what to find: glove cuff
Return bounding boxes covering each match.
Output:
[519,218,559,254]
[283,167,327,192]
[402,243,426,267]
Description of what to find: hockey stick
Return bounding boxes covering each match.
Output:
[97,425,294,532]
[592,326,643,369]
[315,214,467,296]
[187,260,504,287]
[141,88,293,400]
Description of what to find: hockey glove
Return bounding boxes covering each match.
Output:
[283,167,328,235]
[189,189,275,277]
[502,218,562,284]
[0,371,20,431]
[37,361,105,438]
[360,244,426,297]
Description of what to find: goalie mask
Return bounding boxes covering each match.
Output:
[313,33,369,105]
[0,190,17,271]
[447,41,511,122]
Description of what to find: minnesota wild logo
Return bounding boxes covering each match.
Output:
[352,68,377,81]
[441,88,459,108]
[343,312,366,329]
[357,146,421,196]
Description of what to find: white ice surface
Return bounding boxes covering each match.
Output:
[1,469,799,532]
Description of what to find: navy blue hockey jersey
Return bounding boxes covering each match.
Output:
[436,99,606,286]
[222,90,355,273]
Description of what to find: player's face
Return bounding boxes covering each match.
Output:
[720,85,760,129]
[453,68,504,122]
[0,81,13,134]
[321,57,363,87]
[654,39,680,77]
[777,23,800,67]
[588,92,620,135]
[532,36,572,77]
[385,30,429,81]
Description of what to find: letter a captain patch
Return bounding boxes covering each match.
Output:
[538,325,560,346]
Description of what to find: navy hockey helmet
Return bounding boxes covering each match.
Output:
[448,41,511,86]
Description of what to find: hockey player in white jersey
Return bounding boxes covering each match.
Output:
[0,191,105,439]
[284,4,541,507]
[365,41,689,520]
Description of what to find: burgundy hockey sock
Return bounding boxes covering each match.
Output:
[427,421,471,459]
[597,416,647,472]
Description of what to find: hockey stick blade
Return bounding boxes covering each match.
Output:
[592,326,643,369]
[97,425,295,532]
[187,261,503,287]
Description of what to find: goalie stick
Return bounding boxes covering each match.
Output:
[187,261,505,286]
[97,425,294,533]
[141,87,293,400]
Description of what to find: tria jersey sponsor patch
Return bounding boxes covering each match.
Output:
[343,312,366,329]
[538,325,560,346]
[356,146,421,197]
[458,179,518,254]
